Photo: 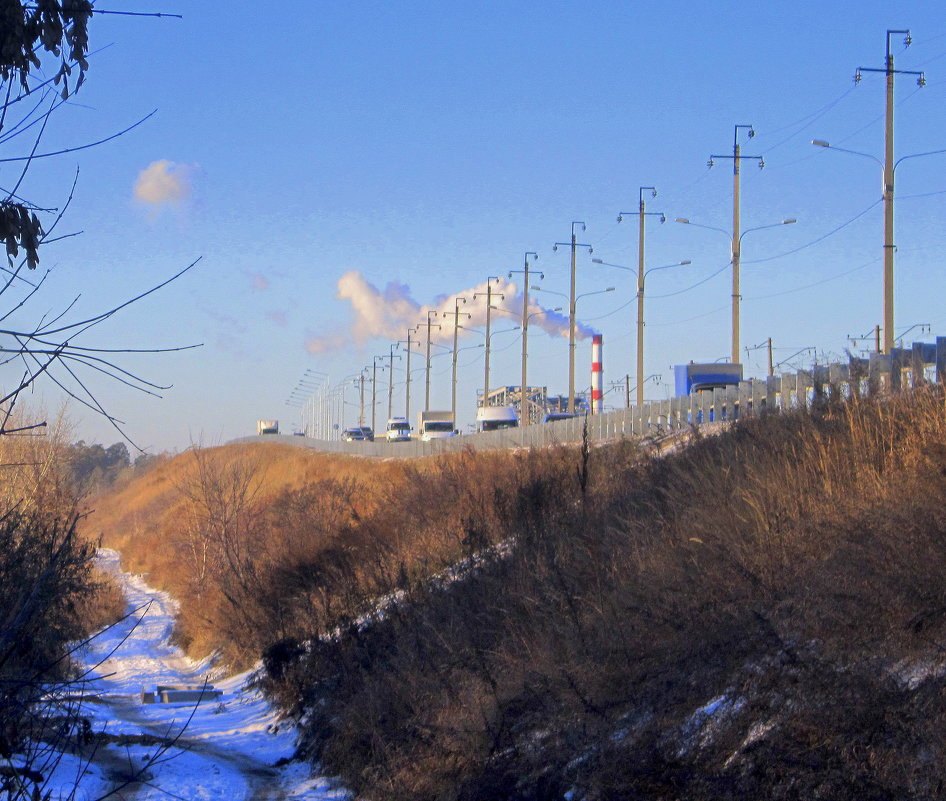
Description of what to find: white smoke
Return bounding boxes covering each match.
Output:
[321,270,597,350]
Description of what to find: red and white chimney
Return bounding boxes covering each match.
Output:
[591,334,603,414]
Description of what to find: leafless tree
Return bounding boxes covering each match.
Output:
[0,1,195,449]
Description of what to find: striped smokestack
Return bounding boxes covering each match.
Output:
[591,334,603,414]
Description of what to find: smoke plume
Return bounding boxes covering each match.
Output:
[307,270,597,353]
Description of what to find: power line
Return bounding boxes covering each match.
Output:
[746,256,878,301]
[742,198,882,265]
[650,260,731,299]
[648,304,729,328]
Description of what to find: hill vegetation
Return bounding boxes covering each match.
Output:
[0,411,127,799]
[88,388,946,800]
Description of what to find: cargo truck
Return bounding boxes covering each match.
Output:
[417,411,457,441]
[674,362,742,395]
[476,405,518,432]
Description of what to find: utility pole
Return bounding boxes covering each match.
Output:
[444,296,470,422]
[709,125,763,364]
[473,277,503,409]
[625,374,631,408]
[371,355,385,433]
[767,337,774,377]
[510,252,540,424]
[385,344,400,421]
[358,370,366,426]
[618,187,665,406]
[553,223,593,413]
[398,329,416,421]
[855,30,924,354]
[423,309,441,412]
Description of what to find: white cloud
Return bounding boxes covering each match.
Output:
[134,160,196,207]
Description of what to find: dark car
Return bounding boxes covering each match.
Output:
[542,412,575,423]
[342,427,365,442]
[358,426,375,442]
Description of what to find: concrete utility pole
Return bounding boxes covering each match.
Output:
[444,297,470,421]
[709,125,763,364]
[398,329,416,421]
[554,223,593,413]
[618,187,665,406]
[422,309,441,412]
[371,355,385,433]
[385,344,400,421]
[358,370,366,426]
[473,277,503,409]
[855,30,924,354]
[509,252,540,424]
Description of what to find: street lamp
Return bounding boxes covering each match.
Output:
[532,285,613,410]
[472,277,503,408]
[443,296,471,422]
[420,310,442,413]
[593,257,690,406]
[676,216,795,364]
[553,222,594,413]
[509,252,540,425]
[812,136,944,354]
[371,355,386,433]
[458,322,520,410]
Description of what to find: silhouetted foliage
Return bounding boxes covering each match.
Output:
[67,440,131,488]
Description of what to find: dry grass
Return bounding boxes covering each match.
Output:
[254,388,946,801]
[82,442,563,667]
[84,389,946,799]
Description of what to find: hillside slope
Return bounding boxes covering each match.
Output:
[259,389,946,801]
[82,441,566,665]
[87,391,946,800]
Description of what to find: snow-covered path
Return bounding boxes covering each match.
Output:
[58,549,347,801]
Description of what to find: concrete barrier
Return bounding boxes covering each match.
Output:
[141,684,223,704]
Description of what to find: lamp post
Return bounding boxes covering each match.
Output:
[705,125,764,363]
[509,252,540,424]
[593,257,690,406]
[553,223,593,413]
[473,277,503,409]
[421,309,442,413]
[443,296,471,422]
[811,116,943,355]
[676,216,795,364]
[397,328,418,421]
[617,187,667,405]
[842,30,927,354]
[532,284,614,411]
[457,323,520,410]
[358,369,367,426]
[385,344,400,421]
[371,355,386,433]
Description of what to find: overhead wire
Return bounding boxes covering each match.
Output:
[746,256,879,301]
[741,198,882,265]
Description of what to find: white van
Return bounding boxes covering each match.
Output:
[385,417,412,442]
[476,406,518,432]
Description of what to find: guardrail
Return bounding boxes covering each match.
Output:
[241,339,946,458]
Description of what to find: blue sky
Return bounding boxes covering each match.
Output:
[11,1,946,451]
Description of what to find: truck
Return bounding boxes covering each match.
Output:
[385,417,412,442]
[257,419,279,435]
[674,362,743,396]
[417,411,457,441]
[476,405,518,432]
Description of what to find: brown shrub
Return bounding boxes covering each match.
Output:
[257,387,946,801]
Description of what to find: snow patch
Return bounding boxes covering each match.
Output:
[43,548,350,800]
